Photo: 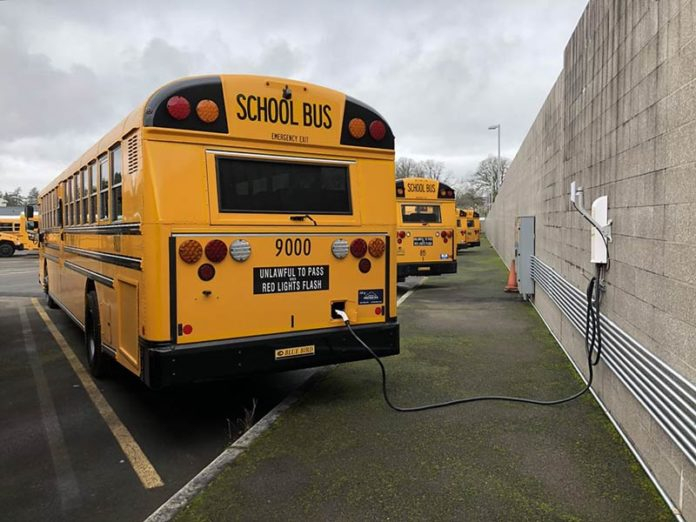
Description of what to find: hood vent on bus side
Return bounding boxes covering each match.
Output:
[126,132,141,176]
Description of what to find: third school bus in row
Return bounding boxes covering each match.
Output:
[37,74,399,388]
[455,208,481,250]
[395,177,457,282]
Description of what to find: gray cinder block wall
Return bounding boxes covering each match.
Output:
[486,0,695,518]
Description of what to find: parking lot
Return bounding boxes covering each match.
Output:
[0,253,322,521]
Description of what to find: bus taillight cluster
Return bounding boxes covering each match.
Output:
[331,237,385,274]
[178,238,251,281]
[166,96,220,124]
[348,117,387,142]
[441,230,451,243]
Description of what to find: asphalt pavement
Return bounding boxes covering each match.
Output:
[0,254,318,521]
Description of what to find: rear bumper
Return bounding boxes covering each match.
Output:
[397,261,457,279]
[140,322,399,389]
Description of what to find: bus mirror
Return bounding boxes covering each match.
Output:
[25,205,34,219]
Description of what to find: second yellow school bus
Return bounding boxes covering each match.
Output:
[38,74,399,388]
[0,214,39,257]
[460,208,481,248]
[395,177,457,281]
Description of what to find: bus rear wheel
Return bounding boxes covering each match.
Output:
[85,290,108,378]
[0,242,15,257]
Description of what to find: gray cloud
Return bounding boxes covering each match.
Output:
[0,0,586,194]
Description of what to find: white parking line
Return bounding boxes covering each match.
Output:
[397,277,428,307]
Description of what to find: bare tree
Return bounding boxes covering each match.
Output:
[395,157,421,179]
[395,157,454,184]
[470,156,510,204]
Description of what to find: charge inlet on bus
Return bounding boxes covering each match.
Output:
[331,301,347,320]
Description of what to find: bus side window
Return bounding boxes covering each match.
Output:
[58,199,64,228]
[99,155,109,221]
[111,145,123,221]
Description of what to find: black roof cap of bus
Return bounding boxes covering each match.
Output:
[143,76,229,133]
[340,96,394,150]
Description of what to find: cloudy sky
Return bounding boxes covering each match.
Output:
[0,0,587,195]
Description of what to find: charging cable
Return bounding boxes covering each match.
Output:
[334,271,604,412]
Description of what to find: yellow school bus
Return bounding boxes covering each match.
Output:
[37,74,399,388]
[454,208,468,251]
[0,214,39,257]
[460,208,481,247]
[395,177,457,281]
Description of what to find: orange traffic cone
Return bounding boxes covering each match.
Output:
[504,259,519,293]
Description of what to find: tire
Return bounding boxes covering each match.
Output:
[44,270,58,309]
[85,290,108,378]
[0,242,14,257]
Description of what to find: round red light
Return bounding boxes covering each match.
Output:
[350,238,367,258]
[447,190,454,197]
[182,324,193,335]
[198,263,215,281]
[205,239,227,263]
[443,237,448,243]
[167,96,191,120]
[358,258,371,273]
[375,306,382,315]
[441,230,449,238]
[369,120,386,141]
[398,231,406,239]
[397,238,403,244]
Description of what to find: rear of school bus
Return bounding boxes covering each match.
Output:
[455,208,468,250]
[138,75,399,388]
[395,178,457,281]
[462,209,481,247]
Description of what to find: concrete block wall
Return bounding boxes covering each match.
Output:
[486,0,695,518]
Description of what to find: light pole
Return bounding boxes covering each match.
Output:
[488,124,501,207]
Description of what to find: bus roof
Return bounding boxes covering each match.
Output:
[395,177,456,200]
[41,75,395,197]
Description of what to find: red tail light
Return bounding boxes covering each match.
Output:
[182,324,193,335]
[198,263,215,281]
[350,238,367,258]
[205,239,227,262]
[398,231,406,239]
[369,120,386,141]
[179,240,202,264]
[441,230,449,238]
[397,238,403,244]
[359,258,371,273]
[167,96,191,120]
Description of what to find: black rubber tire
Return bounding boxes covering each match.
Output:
[85,290,108,378]
[0,242,15,257]
[44,270,58,309]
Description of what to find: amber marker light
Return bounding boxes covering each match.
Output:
[179,240,202,264]
[196,99,220,123]
[349,118,366,139]
[368,238,385,258]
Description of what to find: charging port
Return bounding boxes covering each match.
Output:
[331,301,346,320]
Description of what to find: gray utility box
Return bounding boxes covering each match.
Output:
[515,216,535,299]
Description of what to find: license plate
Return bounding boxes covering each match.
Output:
[275,345,315,360]
[413,237,433,246]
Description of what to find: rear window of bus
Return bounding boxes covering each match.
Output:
[216,158,351,214]
[401,204,442,224]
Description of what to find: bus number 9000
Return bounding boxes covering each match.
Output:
[275,238,311,257]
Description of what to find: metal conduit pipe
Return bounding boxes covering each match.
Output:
[530,257,696,467]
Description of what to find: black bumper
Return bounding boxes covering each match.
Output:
[140,322,399,388]
[397,261,457,279]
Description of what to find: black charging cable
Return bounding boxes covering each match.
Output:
[335,265,604,412]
